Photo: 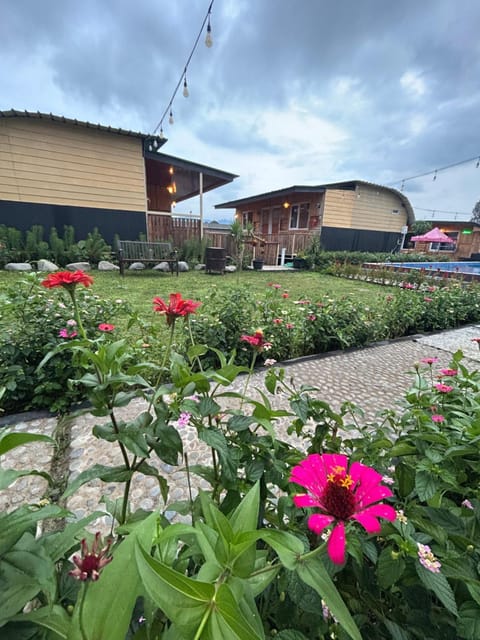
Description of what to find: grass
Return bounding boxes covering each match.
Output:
[0,268,391,321]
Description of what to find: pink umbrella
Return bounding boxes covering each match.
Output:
[410,227,456,243]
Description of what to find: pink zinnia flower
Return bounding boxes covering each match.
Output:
[431,414,445,423]
[58,328,78,339]
[290,453,396,564]
[240,329,272,352]
[307,314,317,321]
[69,532,113,581]
[424,297,433,303]
[268,283,281,289]
[420,357,439,365]
[439,368,457,377]
[435,383,453,393]
[273,318,283,325]
[98,323,115,332]
[285,323,295,329]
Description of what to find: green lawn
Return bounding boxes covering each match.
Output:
[0,268,390,318]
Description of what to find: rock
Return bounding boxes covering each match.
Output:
[153,262,171,272]
[225,265,237,272]
[178,261,189,272]
[66,262,91,271]
[37,259,58,272]
[98,260,119,271]
[4,262,32,271]
[128,262,145,270]
[194,263,206,271]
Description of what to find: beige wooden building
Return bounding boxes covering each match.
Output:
[0,110,236,244]
[215,181,415,265]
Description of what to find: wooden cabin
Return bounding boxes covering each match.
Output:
[402,221,480,259]
[0,110,237,244]
[215,181,414,265]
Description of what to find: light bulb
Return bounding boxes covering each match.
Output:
[148,144,153,152]
[153,139,158,149]
[169,109,174,125]
[159,127,165,140]
[183,78,189,97]
[205,20,213,47]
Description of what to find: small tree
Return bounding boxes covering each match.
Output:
[471,199,480,224]
[409,220,433,235]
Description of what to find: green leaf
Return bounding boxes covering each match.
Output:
[0,432,54,457]
[69,512,158,640]
[0,468,52,491]
[383,619,412,640]
[0,533,57,627]
[260,530,305,570]
[135,542,214,639]
[62,465,133,499]
[227,414,256,432]
[416,563,458,616]
[377,547,406,589]
[275,631,310,640]
[296,555,362,640]
[229,482,259,535]
[415,470,438,501]
[209,582,265,639]
[457,602,480,640]
[0,504,68,556]
[395,462,415,498]
[43,511,107,562]
[12,604,70,639]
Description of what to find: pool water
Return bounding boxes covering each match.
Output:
[390,262,480,275]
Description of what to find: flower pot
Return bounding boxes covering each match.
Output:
[252,259,264,271]
[293,257,308,269]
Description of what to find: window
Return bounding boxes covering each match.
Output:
[430,232,458,252]
[242,211,253,227]
[391,209,400,215]
[290,203,309,229]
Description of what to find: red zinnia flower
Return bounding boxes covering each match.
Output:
[69,532,113,582]
[153,293,201,326]
[98,323,115,332]
[240,329,272,352]
[41,270,93,290]
[291,453,395,565]
[282,292,289,298]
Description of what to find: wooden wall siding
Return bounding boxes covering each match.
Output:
[321,189,355,228]
[0,119,146,211]
[351,186,407,232]
[147,214,202,246]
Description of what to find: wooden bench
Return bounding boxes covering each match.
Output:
[117,240,179,276]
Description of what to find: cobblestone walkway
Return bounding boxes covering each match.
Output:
[2,325,479,531]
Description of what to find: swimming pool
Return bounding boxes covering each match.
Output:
[389,261,480,276]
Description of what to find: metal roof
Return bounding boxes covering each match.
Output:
[215,179,415,225]
[0,108,167,148]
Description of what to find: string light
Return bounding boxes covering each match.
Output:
[183,75,189,98]
[205,13,213,47]
[389,154,480,189]
[152,0,215,136]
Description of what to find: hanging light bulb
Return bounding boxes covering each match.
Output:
[169,109,174,125]
[433,170,437,181]
[153,139,158,149]
[159,127,165,140]
[476,157,480,168]
[205,15,213,47]
[183,76,189,97]
[148,143,153,152]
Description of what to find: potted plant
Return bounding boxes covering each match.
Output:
[252,258,264,270]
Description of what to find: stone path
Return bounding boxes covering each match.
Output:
[1,325,479,532]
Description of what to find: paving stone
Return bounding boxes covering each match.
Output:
[2,326,479,534]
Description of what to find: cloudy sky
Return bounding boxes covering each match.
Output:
[2,0,479,221]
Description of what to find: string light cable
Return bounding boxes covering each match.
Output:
[388,154,480,191]
[152,0,214,138]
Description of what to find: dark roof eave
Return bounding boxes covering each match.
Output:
[215,185,325,209]
[145,150,238,182]
[0,108,167,147]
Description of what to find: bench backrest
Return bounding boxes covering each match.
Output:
[117,240,174,261]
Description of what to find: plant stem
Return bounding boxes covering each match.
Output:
[185,452,195,525]
[148,322,176,413]
[78,581,89,640]
[240,351,257,409]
